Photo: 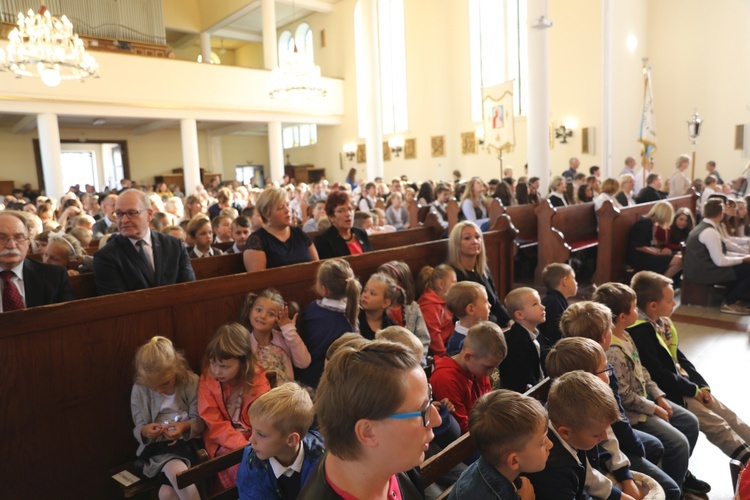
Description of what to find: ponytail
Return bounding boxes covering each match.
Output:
[415,265,435,298]
[344,277,362,330]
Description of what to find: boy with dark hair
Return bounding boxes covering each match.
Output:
[227,216,251,254]
[450,390,551,499]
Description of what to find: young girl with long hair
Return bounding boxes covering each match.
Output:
[378,260,430,354]
[416,264,457,357]
[238,288,310,384]
[198,324,271,489]
[131,336,205,500]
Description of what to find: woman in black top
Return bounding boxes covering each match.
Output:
[314,191,372,259]
[243,187,319,271]
[627,201,682,278]
[446,221,511,327]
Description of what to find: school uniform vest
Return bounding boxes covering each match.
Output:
[683,220,736,284]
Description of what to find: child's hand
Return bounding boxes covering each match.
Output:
[655,396,673,418]
[620,493,637,500]
[620,479,643,500]
[163,421,190,441]
[653,405,670,422]
[440,398,455,413]
[141,423,163,440]
[277,305,298,328]
[517,476,535,500]
[696,389,713,406]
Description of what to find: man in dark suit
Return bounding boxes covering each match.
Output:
[94,189,195,295]
[635,173,668,204]
[91,193,117,238]
[0,212,73,312]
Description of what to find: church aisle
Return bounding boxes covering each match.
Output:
[673,303,750,499]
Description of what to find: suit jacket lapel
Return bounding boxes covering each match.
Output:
[119,235,154,287]
[22,259,43,308]
[151,232,162,286]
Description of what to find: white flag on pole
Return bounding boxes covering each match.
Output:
[638,65,657,158]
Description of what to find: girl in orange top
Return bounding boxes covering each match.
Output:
[198,323,271,489]
[416,264,457,357]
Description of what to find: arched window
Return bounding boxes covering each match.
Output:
[278,30,294,66]
[295,22,314,64]
[469,0,528,120]
[354,0,408,137]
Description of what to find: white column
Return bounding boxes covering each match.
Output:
[200,32,212,64]
[36,114,64,200]
[601,0,613,177]
[262,0,277,70]
[360,0,384,181]
[527,0,551,197]
[208,135,223,174]
[180,119,201,196]
[268,121,285,183]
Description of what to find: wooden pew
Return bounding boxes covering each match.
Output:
[420,378,552,492]
[0,226,516,499]
[66,221,446,300]
[534,200,598,285]
[593,192,698,285]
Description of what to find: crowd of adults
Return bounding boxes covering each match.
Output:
[3,154,750,313]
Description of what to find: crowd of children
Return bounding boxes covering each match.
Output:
[125,248,750,500]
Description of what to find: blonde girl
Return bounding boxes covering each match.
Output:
[460,176,490,229]
[378,261,431,355]
[238,288,310,384]
[198,324,271,489]
[132,336,205,500]
[297,259,361,388]
[416,264,458,357]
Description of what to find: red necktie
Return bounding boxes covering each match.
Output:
[1,270,25,312]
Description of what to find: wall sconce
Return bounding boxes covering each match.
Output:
[388,135,405,157]
[555,125,573,143]
[343,142,357,161]
[475,125,485,146]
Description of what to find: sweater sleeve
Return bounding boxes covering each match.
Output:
[279,323,312,369]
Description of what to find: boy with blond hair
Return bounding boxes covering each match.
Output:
[524,371,624,500]
[546,338,653,500]
[500,287,546,393]
[444,281,491,356]
[449,390,552,499]
[237,383,325,500]
[629,271,750,492]
[538,263,578,361]
[593,282,695,498]
[432,321,507,433]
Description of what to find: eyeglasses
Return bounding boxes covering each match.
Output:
[114,209,146,219]
[387,384,433,427]
[334,207,354,215]
[0,234,30,245]
[594,366,614,378]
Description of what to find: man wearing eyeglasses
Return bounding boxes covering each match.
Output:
[94,189,195,295]
[0,212,73,312]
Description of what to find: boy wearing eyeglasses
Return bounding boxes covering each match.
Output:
[593,282,698,499]
[449,390,551,500]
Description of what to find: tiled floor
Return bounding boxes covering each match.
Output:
[670,298,750,500]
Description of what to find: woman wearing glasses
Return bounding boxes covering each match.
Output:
[243,187,319,272]
[313,190,372,260]
[299,339,439,499]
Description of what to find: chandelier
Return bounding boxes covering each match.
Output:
[0,6,99,87]
[269,46,326,101]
